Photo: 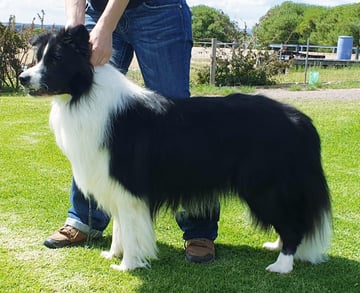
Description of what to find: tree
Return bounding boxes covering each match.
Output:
[296,6,327,43]
[349,22,360,48]
[254,1,305,47]
[191,5,242,42]
[255,2,360,47]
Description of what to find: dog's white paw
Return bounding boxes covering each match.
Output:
[263,237,283,251]
[110,260,148,271]
[265,253,293,274]
[266,262,293,274]
[101,250,115,260]
[110,263,128,271]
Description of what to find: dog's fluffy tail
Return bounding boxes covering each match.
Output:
[295,210,332,263]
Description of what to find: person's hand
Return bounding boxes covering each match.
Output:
[89,25,113,66]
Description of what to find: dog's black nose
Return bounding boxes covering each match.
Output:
[19,74,30,86]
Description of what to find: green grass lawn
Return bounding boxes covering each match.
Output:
[0,94,359,292]
[274,65,360,87]
[188,63,360,93]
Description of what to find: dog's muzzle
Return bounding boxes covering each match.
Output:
[19,72,48,96]
[19,73,30,87]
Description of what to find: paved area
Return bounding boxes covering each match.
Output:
[255,88,360,100]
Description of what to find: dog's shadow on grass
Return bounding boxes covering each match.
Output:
[92,237,360,292]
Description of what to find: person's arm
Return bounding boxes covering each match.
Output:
[96,0,129,33]
[65,0,129,66]
[89,0,129,65]
[65,0,86,27]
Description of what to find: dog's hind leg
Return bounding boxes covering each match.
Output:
[266,252,294,274]
[265,230,303,274]
[294,210,331,264]
[263,237,283,252]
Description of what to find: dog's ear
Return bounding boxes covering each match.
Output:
[30,32,53,47]
[62,25,91,58]
[29,32,53,61]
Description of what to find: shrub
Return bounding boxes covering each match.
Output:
[196,46,291,87]
[0,23,33,92]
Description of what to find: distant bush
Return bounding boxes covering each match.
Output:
[0,20,54,92]
[196,46,291,87]
[0,23,34,92]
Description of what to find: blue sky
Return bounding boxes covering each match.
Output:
[1,0,359,29]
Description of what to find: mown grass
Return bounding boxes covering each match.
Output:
[0,93,359,292]
[189,64,360,95]
[275,65,360,86]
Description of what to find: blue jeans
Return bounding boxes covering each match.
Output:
[66,0,219,241]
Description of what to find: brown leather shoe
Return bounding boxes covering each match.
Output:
[185,238,215,263]
[44,225,87,249]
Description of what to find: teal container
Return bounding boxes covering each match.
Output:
[337,36,353,60]
[309,72,319,85]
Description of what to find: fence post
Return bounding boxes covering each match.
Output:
[304,38,310,84]
[210,38,217,85]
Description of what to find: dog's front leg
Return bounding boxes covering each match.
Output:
[108,195,158,271]
[101,216,123,259]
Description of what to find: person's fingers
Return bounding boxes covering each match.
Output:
[88,29,112,66]
[90,50,108,66]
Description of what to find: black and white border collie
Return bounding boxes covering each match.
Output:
[20,25,332,274]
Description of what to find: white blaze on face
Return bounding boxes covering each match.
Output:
[21,43,50,90]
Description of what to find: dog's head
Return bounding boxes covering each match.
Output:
[19,25,93,98]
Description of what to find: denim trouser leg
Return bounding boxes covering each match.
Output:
[176,204,220,241]
[66,0,219,241]
[66,179,109,237]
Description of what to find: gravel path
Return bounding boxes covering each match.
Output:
[255,88,360,100]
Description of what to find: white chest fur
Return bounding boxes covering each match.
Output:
[49,94,111,199]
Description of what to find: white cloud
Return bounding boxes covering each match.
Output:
[0,0,359,28]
